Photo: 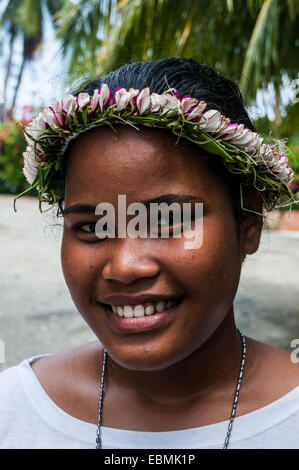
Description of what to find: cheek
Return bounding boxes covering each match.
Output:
[179,214,240,277]
[61,234,98,304]
[173,215,241,296]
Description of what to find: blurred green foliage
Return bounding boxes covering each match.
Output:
[0,120,27,194]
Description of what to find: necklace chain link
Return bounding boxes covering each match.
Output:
[96,328,246,450]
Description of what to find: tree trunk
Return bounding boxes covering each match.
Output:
[274,79,282,137]
[2,33,15,120]
[8,53,26,119]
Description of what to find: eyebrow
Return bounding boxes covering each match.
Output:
[62,194,203,217]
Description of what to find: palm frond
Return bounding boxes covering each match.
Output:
[240,0,298,99]
[54,0,117,81]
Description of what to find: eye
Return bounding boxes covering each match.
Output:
[150,210,195,228]
[73,221,115,240]
[147,207,199,238]
[148,211,182,236]
[164,213,182,227]
[74,222,96,234]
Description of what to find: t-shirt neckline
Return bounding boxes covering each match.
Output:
[18,354,299,447]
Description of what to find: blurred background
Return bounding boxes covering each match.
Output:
[0,0,298,371]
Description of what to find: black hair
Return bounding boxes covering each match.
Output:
[77,58,255,131]
[59,57,263,240]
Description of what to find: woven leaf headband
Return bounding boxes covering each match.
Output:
[14,84,295,213]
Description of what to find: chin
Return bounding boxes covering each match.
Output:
[103,339,194,372]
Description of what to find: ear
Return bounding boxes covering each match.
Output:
[239,191,264,259]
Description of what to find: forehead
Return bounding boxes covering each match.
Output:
[63,125,224,204]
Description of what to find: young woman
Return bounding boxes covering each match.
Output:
[1,57,298,449]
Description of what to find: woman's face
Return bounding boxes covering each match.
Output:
[61,125,259,371]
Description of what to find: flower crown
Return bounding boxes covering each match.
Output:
[14,84,295,213]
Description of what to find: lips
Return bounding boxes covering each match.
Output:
[109,297,182,318]
[101,296,184,334]
[99,293,184,306]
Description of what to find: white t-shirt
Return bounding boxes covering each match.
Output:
[0,355,299,449]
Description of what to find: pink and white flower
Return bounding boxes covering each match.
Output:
[90,89,101,112]
[215,116,231,134]
[135,87,151,115]
[160,94,180,115]
[246,133,262,151]
[185,101,207,121]
[62,94,78,117]
[91,84,111,112]
[149,93,168,112]
[180,96,198,114]
[23,149,40,184]
[198,110,222,132]
[49,98,66,127]
[41,108,57,128]
[113,87,139,111]
[224,124,245,142]
[77,93,90,111]
[20,85,295,191]
[218,123,239,139]
[228,128,255,147]
[99,84,111,110]
[25,112,47,142]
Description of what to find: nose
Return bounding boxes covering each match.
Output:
[102,238,160,284]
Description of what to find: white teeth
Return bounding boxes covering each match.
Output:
[156,301,166,313]
[123,305,134,318]
[110,298,181,318]
[145,304,155,315]
[133,305,145,317]
[117,306,124,317]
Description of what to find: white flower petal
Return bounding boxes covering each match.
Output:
[224,124,245,142]
[136,87,151,115]
[218,123,239,139]
[90,89,100,112]
[229,128,253,146]
[198,110,222,132]
[77,93,90,111]
[51,98,62,114]
[62,94,77,116]
[26,124,42,140]
[215,116,231,134]
[150,93,167,112]
[185,101,207,120]
[99,84,111,111]
[180,97,198,114]
[24,129,34,144]
[160,94,180,115]
[23,150,40,184]
[23,165,37,184]
[247,133,261,151]
[114,88,131,110]
[42,108,56,128]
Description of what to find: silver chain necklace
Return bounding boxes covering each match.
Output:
[96,328,246,449]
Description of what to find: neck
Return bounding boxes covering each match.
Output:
[105,309,245,407]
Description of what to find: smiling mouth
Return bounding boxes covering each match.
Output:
[100,296,185,334]
[105,297,184,318]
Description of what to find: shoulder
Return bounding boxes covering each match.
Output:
[0,354,51,404]
[30,341,104,420]
[243,336,299,406]
[30,341,104,383]
[249,337,299,378]
[0,358,38,436]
